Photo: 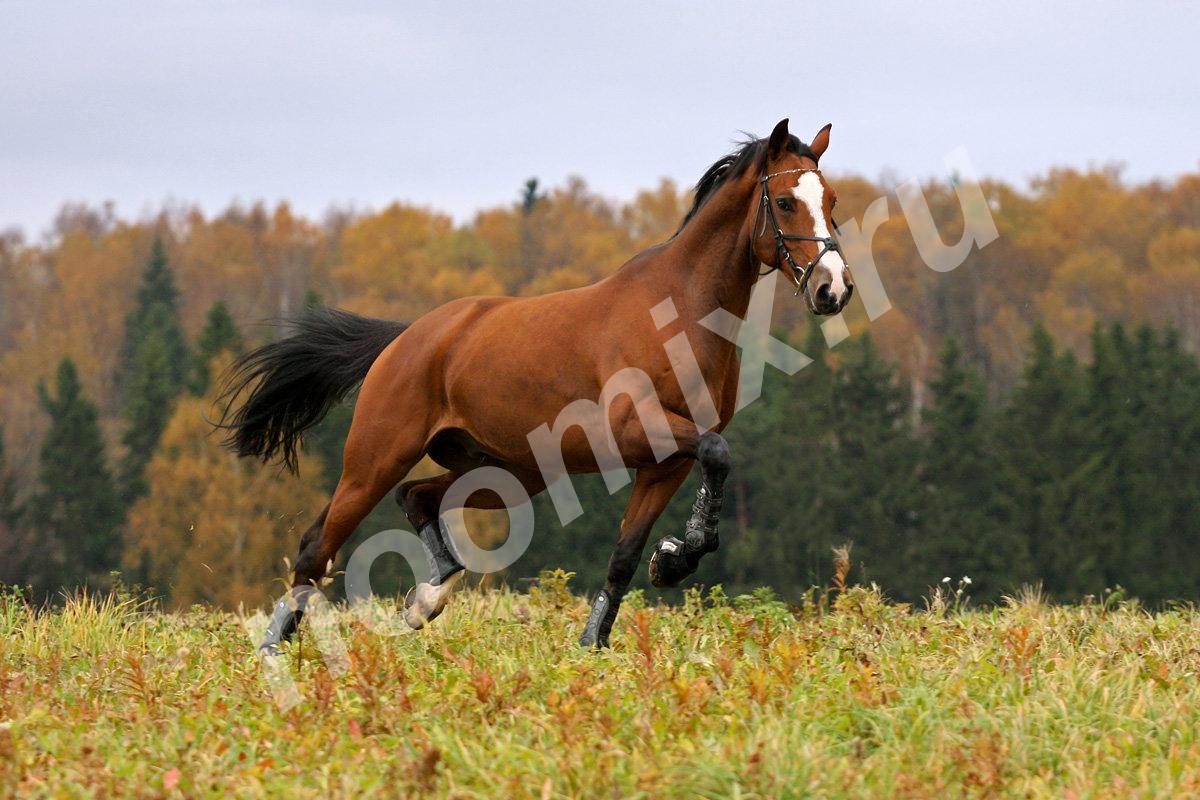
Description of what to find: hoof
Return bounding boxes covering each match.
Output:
[258,642,284,658]
[579,632,610,649]
[579,589,613,649]
[403,572,462,630]
[648,536,693,588]
[259,594,306,656]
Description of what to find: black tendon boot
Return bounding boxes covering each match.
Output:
[580,589,619,648]
[649,480,723,588]
[418,518,465,586]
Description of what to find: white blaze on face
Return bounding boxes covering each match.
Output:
[791,172,848,296]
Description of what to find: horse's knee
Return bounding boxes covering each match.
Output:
[697,432,731,486]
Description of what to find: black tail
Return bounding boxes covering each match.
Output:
[216,306,408,472]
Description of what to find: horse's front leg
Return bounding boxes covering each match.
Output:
[648,430,731,588]
[580,461,692,648]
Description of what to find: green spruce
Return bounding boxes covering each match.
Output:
[921,338,1025,602]
[29,359,123,595]
[189,300,244,395]
[118,237,190,503]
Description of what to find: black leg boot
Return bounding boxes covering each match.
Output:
[418,518,465,586]
[580,589,621,648]
[648,480,723,588]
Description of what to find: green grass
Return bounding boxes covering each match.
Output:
[3,576,1200,798]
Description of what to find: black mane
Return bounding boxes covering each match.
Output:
[676,133,815,233]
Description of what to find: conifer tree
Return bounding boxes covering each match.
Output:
[119,332,178,502]
[189,300,244,395]
[0,427,26,586]
[1067,323,1137,595]
[820,334,920,597]
[1140,325,1200,600]
[120,237,189,389]
[29,359,123,594]
[721,322,837,594]
[921,338,1024,602]
[994,324,1093,599]
[1070,323,1200,602]
[118,237,190,503]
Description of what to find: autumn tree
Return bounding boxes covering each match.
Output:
[124,360,328,609]
[2,167,1200,604]
[333,203,502,321]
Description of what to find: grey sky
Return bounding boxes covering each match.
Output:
[2,1,1197,238]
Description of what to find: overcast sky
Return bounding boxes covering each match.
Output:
[2,1,1197,237]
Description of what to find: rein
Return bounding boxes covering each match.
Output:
[753,167,846,303]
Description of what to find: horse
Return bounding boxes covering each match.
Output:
[219,118,854,654]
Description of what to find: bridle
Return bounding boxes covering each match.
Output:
[754,167,848,305]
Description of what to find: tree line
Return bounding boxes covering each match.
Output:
[0,165,1197,607]
[521,319,1200,606]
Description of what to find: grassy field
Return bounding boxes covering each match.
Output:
[3,575,1200,798]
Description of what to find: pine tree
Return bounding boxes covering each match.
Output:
[1067,323,1137,596]
[994,324,1094,599]
[0,428,20,532]
[189,300,244,395]
[0,427,26,585]
[820,333,920,598]
[720,322,838,595]
[29,359,123,594]
[1143,325,1200,600]
[120,237,189,389]
[118,237,190,503]
[119,332,178,502]
[921,338,1025,602]
[1076,323,1200,603]
[521,178,541,216]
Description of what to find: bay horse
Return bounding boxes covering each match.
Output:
[219,119,854,653]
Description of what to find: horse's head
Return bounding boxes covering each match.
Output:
[750,118,854,315]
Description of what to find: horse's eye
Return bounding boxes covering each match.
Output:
[775,197,794,213]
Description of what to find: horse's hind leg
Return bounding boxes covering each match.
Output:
[397,472,468,589]
[647,430,732,589]
[259,503,330,650]
[580,461,691,648]
[395,472,466,630]
[396,467,546,629]
[260,428,426,655]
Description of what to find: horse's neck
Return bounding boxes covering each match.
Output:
[661,174,760,323]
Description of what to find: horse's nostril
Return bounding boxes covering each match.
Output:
[815,284,832,302]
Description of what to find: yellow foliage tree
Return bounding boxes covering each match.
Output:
[334,203,503,320]
[1146,227,1200,350]
[124,359,327,610]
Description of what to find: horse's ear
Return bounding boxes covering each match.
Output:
[810,123,832,160]
[767,118,791,159]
